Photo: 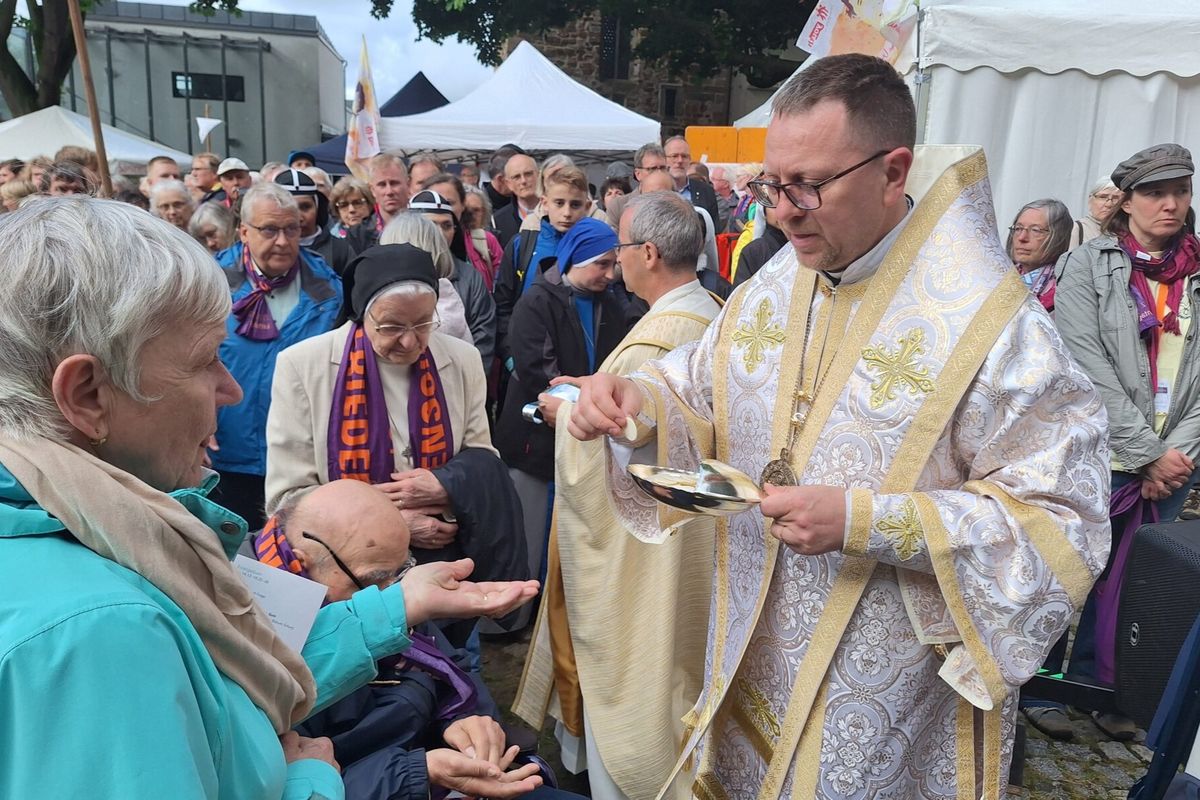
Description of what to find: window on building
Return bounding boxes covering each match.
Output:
[659,84,680,120]
[599,16,631,81]
[172,72,245,102]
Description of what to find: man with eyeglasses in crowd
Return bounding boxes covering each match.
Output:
[604,142,671,228]
[664,135,723,231]
[569,53,1106,797]
[211,181,343,529]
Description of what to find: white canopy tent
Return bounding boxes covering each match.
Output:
[378,41,660,160]
[735,0,1200,223]
[0,105,192,169]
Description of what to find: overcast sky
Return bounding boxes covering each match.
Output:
[158,0,494,102]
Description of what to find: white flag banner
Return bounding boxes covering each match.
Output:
[196,117,223,143]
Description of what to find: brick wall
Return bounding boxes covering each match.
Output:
[508,13,733,136]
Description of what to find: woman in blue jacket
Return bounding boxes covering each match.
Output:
[0,198,538,799]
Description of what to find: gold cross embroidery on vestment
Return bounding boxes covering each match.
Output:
[861,328,936,409]
[875,497,923,561]
[731,298,786,373]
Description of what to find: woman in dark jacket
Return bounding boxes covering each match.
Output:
[495,218,630,602]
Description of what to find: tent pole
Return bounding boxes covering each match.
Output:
[183,34,194,153]
[258,39,267,165]
[144,30,155,142]
[912,7,929,146]
[66,0,112,198]
[104,27,115,126]
[220,36,230,156]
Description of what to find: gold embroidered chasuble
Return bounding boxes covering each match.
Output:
[513,280,723,799]
[605,149,1111,800]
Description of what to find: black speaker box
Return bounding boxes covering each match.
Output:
[1116,519,1200,729]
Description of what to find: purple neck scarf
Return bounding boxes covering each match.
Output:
[327,323,394,484]
[379,631,478,721]
[231,245,300,341]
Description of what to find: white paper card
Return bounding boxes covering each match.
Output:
[234,555,326,653]
[1156,380,1172,415]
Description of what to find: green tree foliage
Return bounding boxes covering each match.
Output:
[410,0,817,88]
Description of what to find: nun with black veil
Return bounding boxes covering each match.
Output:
[266,243,528,642]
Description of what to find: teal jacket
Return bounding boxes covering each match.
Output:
[0,468,412,799]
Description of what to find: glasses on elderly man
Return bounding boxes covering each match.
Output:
[1009,225,1051,238]
[246,222,302,240]
[1092,191,1123,204]
[747,150,891,211]
[301,531,365,590]
[301,532,417,591]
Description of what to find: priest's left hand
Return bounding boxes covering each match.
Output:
[537,393,564,428]
[760,484,847,556]
[390,468,450,509]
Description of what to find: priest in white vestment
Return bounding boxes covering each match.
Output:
[567,54,1110,800]
[513,191,723,799]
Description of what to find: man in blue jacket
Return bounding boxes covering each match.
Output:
[213,181,342,528]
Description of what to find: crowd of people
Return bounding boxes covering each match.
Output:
[0,49,1195,799]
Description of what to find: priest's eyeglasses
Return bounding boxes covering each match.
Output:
[747,150,891,211]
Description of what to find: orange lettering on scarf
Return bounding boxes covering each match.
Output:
[421,397,443,424]
[341,418,369,447]
[348,344,366,377]
[342,392,366,417]
[419,424,446,454]
[338,449,371,477]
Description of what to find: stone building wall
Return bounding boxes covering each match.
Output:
[509,13,733,136]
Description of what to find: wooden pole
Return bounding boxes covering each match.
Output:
[66,0,112,198]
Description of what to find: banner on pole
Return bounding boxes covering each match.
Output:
[797,0,918,64]
[345,36,382,182]
[196,117,223,143]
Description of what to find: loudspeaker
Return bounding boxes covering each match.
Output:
[1116,519,1200,729]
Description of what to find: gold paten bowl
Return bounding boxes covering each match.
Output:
[628,459,762,517]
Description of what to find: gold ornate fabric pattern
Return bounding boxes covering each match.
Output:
[861,328,937,409]
[731,297,787,373]
[875,497,925,561]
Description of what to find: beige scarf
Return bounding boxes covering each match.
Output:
[0,436,316,732]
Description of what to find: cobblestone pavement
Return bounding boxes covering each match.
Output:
[482,632,1153,799]
[1022,708,1149,800]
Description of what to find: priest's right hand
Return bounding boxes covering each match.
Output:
[562,373,643,441]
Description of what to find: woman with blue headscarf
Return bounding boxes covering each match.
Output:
[495,217,631,624]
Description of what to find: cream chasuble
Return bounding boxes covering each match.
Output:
[514,280,722,799]
[604,148,1111,800]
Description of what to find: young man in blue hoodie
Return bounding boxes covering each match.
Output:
[494,166,594,384]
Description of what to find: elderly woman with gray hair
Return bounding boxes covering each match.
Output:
[1070,176,1123,248]
[266,244,529,645]
[0,198,538,797]
[150,177,196,230]
[1006,197,1072,312]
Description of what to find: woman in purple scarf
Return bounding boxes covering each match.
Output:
[1054,143,1200,740]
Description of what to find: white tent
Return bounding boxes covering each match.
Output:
[378,41,660,156]
[735,0,1200,223]
[0,105,192,167]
